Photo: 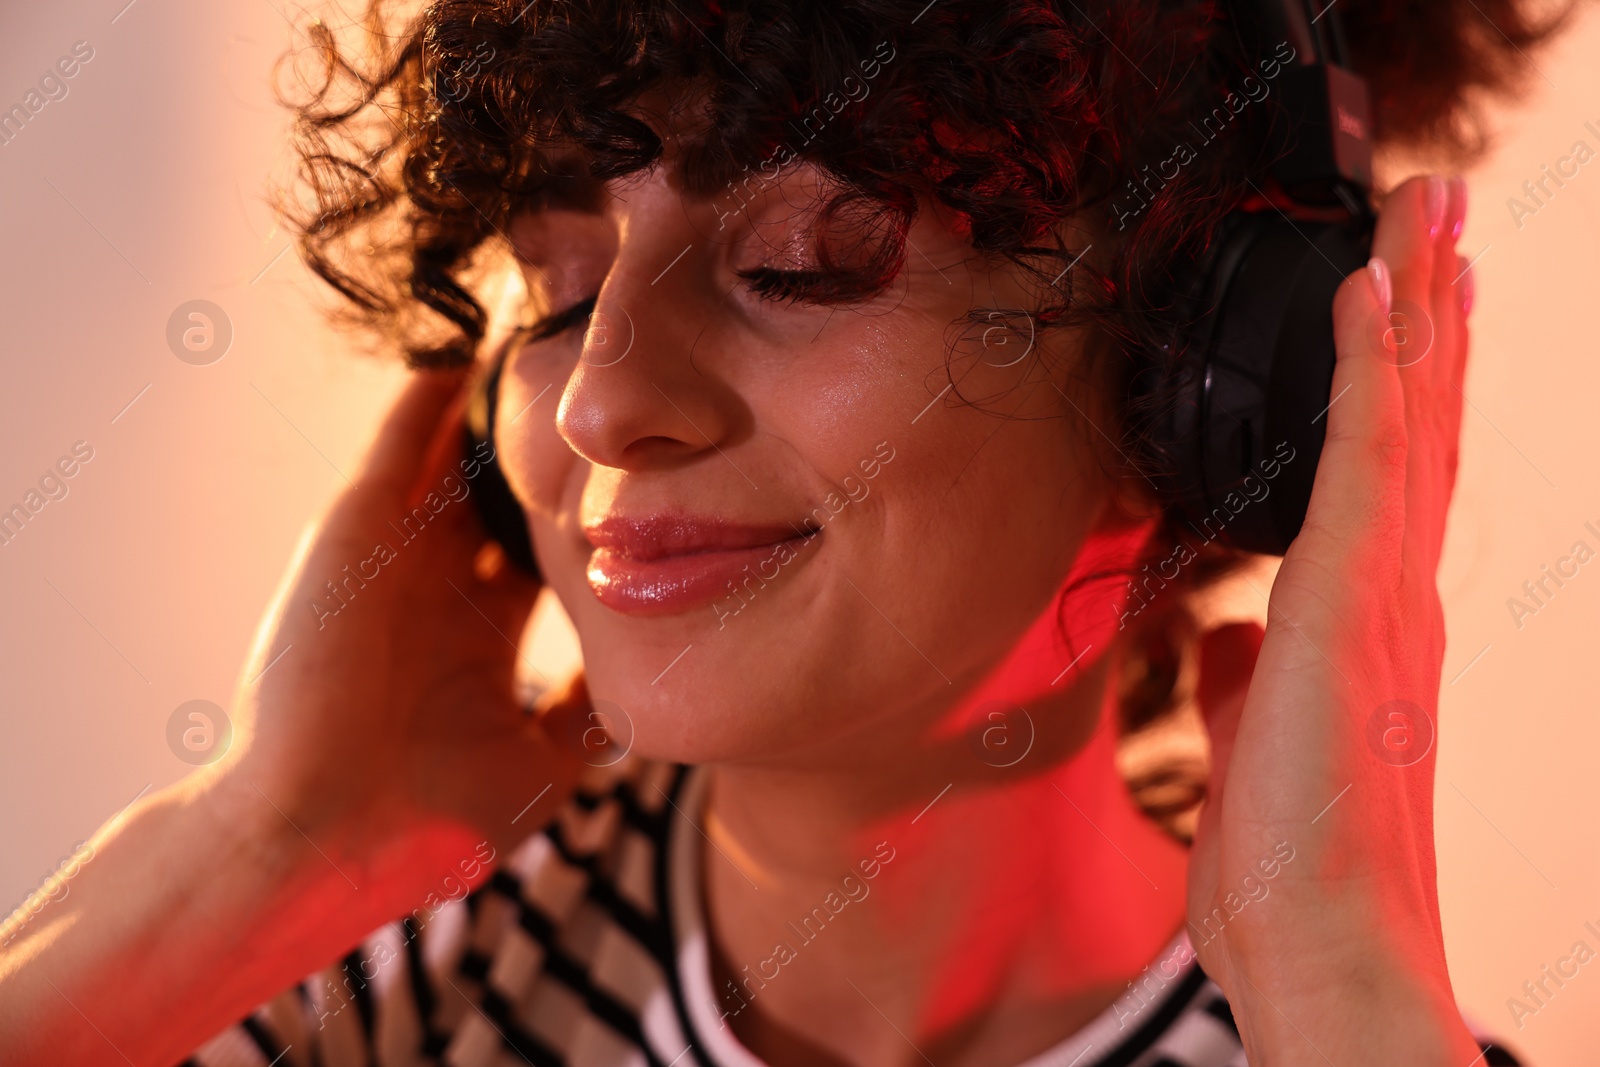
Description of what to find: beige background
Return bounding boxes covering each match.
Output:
[0,1,1596,1062]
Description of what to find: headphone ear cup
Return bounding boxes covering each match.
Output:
[463,342,543,579]
[1157,214,1372,556]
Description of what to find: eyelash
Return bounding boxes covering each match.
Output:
[735,267,828,306]
[522,267,824,338]
[522,295,597,340]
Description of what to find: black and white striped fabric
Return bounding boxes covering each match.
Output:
[178,758,1524,1067]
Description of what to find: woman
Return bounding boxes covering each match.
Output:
[0,0,1574,1064]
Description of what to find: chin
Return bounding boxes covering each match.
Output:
[542,529,840,763]
[569,614,829,767]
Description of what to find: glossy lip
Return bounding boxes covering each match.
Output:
[583,514,820,616]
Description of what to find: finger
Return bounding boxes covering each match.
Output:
[531,670,597,759]
[1374,173,1442,299]
[350,367,472,504]
[407,433,544,646]
[1431,183,1472,541]
[1446,307,1470,507]
[1372,175,1449,572]
[1413,177,1462,573]
[1436,179,1469,409]
[376,368,543,641]
[405,381,474,512]
[1294,258,1408,575]
[1451,252,1474,396]
[1446,174,1474,404]
[1429,176,1469,507]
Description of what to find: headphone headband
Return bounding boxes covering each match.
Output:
[1227,0,1372,204]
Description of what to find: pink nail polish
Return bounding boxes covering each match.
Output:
[1425,176,1446,239]
[1368,257,1392,310]
[1450,176,1468,241]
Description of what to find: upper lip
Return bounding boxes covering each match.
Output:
[583,514,815,561]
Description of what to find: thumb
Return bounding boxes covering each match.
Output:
[532,670,602,762]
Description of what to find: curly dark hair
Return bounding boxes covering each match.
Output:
[278,0,1578,839]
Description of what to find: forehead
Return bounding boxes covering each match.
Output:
[521,81,732,211]
[517,105,841,242]
[508,151,839,269]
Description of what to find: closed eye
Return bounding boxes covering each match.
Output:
[735,267,830,306]
[522,295,598,341]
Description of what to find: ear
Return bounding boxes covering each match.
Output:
[1116,600,1198,734]
[1110,596,1209,843]
[1101,468,1166,533]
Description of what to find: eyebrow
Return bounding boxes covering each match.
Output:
[522,132,744,217]
[524,152,612,214]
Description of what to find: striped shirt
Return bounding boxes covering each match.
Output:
[179,758,1523,1067]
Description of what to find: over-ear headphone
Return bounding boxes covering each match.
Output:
[1133,0,1374,555]
[463,0,1375,575]
[462,329,542,578]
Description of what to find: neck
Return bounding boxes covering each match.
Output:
[700,650,1191,1067]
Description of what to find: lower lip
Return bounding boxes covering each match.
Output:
[585,533,818,617]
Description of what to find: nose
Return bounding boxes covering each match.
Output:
[555,190,744,473]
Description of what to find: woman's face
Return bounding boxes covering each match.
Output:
[496,126,1131,768]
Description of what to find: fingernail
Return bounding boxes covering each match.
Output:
[474,540,507,581]
[1368,256,1392,311]
[1425,175,1447,239]
[1458,254,1475,317]
[1449,176,1469,241]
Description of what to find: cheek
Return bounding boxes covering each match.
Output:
[756,320,899,459]
[776,315,1101,647]
[890,410,1097,604]
[496,345,582,520]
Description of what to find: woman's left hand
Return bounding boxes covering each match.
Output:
[1185,173,1484,1064]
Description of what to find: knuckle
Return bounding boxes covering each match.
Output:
[1401,393,1442,458]
[1368,417,1410,473]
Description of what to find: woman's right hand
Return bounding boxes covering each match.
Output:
[0,361,586,1067]
[213,362,584,915]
